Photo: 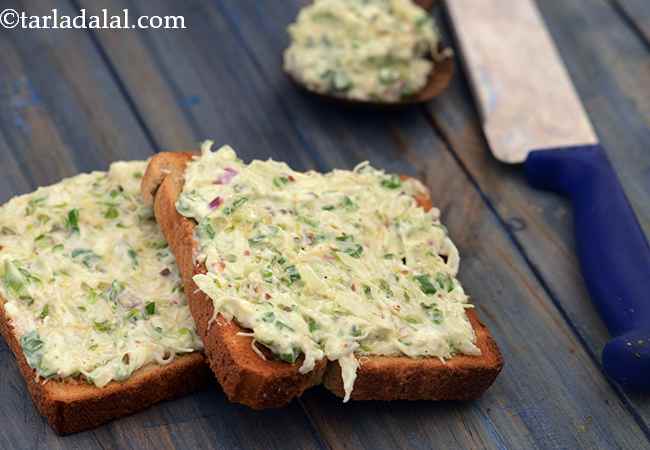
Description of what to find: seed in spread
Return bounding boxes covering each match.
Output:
[177,142,480,401]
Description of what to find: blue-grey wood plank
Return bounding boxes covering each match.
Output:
[426,0,650,426]
[73,0,318,172]
[0,1,326,449]
[538,0,650,236]
[615,0,650,45]
[80,0,650,448]
[0,141,31,204]
[0,3,152,184]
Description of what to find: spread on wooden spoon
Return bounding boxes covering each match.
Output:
[283,0,451,104]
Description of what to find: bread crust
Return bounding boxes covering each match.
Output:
[322,310,502,400]
[142,152,503,408]
[0,168,210,433]
[0,294,210,434]
[143,152,326,409]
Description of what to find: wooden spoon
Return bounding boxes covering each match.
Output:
[414,0,435,10]
[287,58,453,109]
[285,0,453,109]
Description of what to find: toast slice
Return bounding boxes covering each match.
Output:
[0,298,208,434]
[142,153,326,409]
[142,151,502,408]
[0,163,210,434]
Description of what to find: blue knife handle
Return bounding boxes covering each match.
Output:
[525,144,650,390]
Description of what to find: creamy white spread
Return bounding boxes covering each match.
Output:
[177,142,480,401]
[0,161,202,387]
[284,0,442,102]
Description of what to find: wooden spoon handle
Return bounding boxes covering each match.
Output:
[413,0,435,11]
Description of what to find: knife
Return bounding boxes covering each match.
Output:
[446,0,650,390]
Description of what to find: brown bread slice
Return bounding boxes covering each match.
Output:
[322,312,502,401]
[142,152,503,408]
[142,152,326,409]
[0,294,210,434]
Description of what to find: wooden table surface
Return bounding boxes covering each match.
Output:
[1,1,649,449]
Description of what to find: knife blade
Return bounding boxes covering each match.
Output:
[446,0,597,163]
[446,0,650,390]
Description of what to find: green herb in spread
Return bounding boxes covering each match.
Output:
[93,320,112,333]
[0,161,202,388]
[20,331,53,376]
[65,209,80,233]
[381,175,402,189]
[284,0,446,102]
[104,205,119,219]
[415,274,437,295]
[178,142,479,402]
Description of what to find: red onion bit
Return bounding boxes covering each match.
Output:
[214,167,238,185]
[209,196,224,209]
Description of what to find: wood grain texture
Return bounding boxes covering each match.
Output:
[0,144,31,204]
[433,0,650,425]
[0,0,648,448]
[615,0,650,45]
[77,0,317,170]
[537,0,650,236]
[0,0,326,448]
[75,0,650,448]
[0,0,153,185]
